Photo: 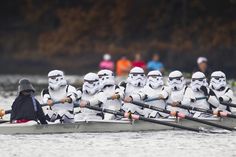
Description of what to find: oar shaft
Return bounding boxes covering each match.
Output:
[184,116,234,131]
[0,120,9,124]
[76,103,201,132]
[138,116,200,132]
[133,101,234,131]
[145,97,161,102]
[145,96,207,102]
[220,102,236,108]
[3,101,61,115]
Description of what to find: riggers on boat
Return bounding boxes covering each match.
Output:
[0,117,235,134]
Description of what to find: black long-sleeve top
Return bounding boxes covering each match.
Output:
[10,94,47,124]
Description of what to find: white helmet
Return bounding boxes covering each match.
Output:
[127,67,146,87]
[97,69,115,88]
[190,72,208,92]
[147,70,163,89]
[210,71,227,91]
[168,70,185,91]
[48,70,67,90]
[83,73,100,95]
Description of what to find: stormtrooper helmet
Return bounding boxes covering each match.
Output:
[190,71,208,92]
[168,70,185,91]
[210,71,227,91]
[97,69,115,88]
[48,70,67,90]
[83,73,100,95]
[147,70,163,89]
[127,67,146,87]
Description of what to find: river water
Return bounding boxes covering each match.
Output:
[0,75,236,157]
[1,131,236,157]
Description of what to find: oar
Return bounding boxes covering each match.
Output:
[145,96,207,102]
[220,102,236,108]
[74,103,205,132]
[0,101,65,124]
[0,120,10,124]
[169,103,236,119]
[2,101,62,115]
[132,101,235,131]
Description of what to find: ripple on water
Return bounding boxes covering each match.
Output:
[1,131,236,157]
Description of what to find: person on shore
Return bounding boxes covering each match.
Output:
[41,70,77,123]
[132,53,146,69]
[147,53,164,73]
[8,78,47,124]
[99,53,114,71]
[116,56,132,77]
[194,57,212,81]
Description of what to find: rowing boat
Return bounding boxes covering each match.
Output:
[0,117,235,134]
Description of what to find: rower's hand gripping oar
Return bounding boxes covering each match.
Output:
[107,94,121,100]
[75,102,206,132]
[132,101,235,131]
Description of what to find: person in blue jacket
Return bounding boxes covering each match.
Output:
[147,53,164,73]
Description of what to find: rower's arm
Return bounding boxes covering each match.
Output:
[88,92,104,106]
[41,89,51,104]
[207,90,219,108]
[114,85,124,100]
[159,87,170,100]
[130,91,146,101]
[220,89,234,103]
[66,85,78,102]
[181,87,194,106]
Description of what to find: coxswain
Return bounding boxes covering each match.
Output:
[6,78,47,124]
